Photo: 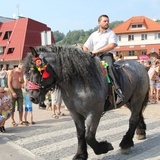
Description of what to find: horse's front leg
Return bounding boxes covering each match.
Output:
[85,113,113,155]
[71,113,88,160]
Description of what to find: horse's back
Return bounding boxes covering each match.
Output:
[115,60,149,104]
[116,60,149,85]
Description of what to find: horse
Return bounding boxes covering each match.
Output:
[24,45,149,160]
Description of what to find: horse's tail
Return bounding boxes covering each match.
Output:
[142,88,150,112]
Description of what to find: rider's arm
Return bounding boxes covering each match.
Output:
[92,43,117,54]
[83,45,89,52]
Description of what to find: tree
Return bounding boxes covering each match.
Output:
[54,21,123,45]
[53,31,65,43]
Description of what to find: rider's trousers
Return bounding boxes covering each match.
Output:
[100,52,120,91]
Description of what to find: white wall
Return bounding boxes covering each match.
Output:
[118,32,160,46]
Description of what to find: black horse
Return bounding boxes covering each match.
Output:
[24,45,149,160]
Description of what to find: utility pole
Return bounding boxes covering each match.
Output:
[16,4,20,17]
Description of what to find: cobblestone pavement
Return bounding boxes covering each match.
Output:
[0,103,160,160]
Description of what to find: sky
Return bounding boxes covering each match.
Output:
[1,0,160,34]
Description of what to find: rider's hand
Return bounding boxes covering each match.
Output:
[92,50,99,54]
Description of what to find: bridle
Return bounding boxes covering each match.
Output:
[27,53,57,92]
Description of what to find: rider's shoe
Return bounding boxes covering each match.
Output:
[116,89,124,105]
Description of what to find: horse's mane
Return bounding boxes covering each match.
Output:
[24,45,104,87]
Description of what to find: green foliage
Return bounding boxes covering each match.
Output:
[55,21,123,45]
[53,30,65,43]
[109,21,124,29]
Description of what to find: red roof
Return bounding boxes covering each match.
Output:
[112,16,160,58]
[0,17,55,61]
[113,16,160,34]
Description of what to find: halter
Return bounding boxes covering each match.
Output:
[28,53,54,91]
[27,81,40,90]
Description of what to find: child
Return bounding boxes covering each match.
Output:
[23,76,35,125]
[0,88,11,132]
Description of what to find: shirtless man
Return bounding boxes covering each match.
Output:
[7,63,26,126]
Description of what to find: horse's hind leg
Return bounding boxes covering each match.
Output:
[119,110,146,153]
[119,115,137,152]
[119,103,142,153]
[136,113,146,140]
[85,113,113,155]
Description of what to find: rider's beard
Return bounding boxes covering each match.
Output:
[102,26,108,30]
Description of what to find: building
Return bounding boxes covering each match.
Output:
[113,16,160,60]
[0,16,55,69]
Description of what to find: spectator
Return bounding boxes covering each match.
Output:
[0,67,8,88]
[51,87,65,119]
[0,87,10,132]
[7,63,27,126]
[148,60,157,104]
[144,60,151,71]
[116,53,123,61]
[155,60,160,103]
[45,91,52,111]
[23,76,35,125]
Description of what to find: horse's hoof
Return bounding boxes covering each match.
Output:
[120,148,131,154]
[72,152,88,160]
[136,134,146,140]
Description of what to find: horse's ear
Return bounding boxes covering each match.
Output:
[29,47,39,57]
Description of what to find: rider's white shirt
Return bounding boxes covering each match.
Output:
[84,28,118,54]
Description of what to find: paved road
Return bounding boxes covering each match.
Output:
[0,103,160,160]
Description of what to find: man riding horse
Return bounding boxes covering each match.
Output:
[83,14,124,105]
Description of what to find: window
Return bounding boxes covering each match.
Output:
[7,47,14,54]
[118,36,121,41]
[129,51,135,56]
[128,35,134,41]
[131,24,143,28]
[132,25,136,28]
[0,32,2,37]
[138,24,142,28]
[3,31,12,40]
[141,34,147,40]
[0,47,5,55]
[155,33,160,39]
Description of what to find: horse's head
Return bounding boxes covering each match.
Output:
[24,47,57,104]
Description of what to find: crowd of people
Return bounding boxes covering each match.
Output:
[141,57,160,103]
[0,64,36,133]
[0,63,66,133]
